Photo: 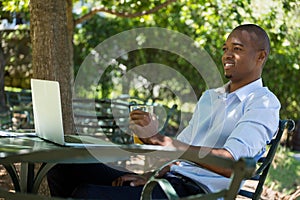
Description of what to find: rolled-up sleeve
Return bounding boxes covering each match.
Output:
[224,91,280,160]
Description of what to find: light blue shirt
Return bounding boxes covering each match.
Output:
[171,78,280,192]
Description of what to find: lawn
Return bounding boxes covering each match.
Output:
[265,146,300,198]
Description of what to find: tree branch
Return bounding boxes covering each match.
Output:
[74,0,178,26]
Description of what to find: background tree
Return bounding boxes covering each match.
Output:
[0,47,6,111]
[72,0,300,119]
[1,0,299,195]
[29,0,75,134]
[1,0,179,134]
[1,0,300,125]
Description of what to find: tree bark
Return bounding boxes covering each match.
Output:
[30,0,75,134]
[0,46,7,112]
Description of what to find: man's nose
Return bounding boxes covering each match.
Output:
[223,50,234,59]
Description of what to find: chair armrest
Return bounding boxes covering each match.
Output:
[141,155,256,200]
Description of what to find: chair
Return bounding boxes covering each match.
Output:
[141,156,256,200]
[140,119,295,200]
[238,119,295,199]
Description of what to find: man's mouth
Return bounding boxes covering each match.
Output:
[224,63,234,70]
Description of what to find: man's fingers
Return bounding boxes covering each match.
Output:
[130,178,147,187]
[112,174,144,186]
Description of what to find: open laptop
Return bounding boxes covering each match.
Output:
[30,78,116,147]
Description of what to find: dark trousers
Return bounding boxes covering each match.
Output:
[47,163,204,199]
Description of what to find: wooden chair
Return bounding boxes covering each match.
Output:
[238,119,295,199]
[140,119,295,200]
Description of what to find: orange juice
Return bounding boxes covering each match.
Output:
[129,105,154,144]
[133,134,144,144]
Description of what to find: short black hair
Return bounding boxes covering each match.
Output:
[233,24,271,56]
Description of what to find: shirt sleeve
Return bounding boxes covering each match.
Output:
[176,91,209,144]
[224,89,280,160]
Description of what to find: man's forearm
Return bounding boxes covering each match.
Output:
[143,134,234,178]
[180,147,234,178]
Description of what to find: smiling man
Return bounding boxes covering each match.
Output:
[47,24,280,199]
[222,24,270,92]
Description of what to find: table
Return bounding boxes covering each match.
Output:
[0,135,257,200]
[0,135,180,194]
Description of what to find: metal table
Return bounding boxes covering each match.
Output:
[0,135,180,194]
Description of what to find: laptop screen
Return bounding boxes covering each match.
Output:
[31,79,65,145]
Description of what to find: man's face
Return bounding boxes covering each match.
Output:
[222,30,262,84]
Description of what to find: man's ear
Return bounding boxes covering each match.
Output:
[258,50,267,63]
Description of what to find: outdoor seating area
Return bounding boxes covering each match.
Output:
[0,84,296,200]
[0,90,299,198]
[0,89,181,144]
[0,120,295,199]
[1,0,300,199]
[140,119,296,200]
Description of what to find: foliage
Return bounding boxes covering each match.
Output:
[1,0,30,23]
[266,146,300,195]
[72,0,300,119]
[1,0,300,119]
[1,0,300,196]
[1,28,31,89]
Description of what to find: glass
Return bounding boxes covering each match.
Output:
[129,105,154,144]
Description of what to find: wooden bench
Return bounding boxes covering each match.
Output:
[4,90,33,129]
[0,108,12,129]
[73,98,132,144]
[73,98,180,144]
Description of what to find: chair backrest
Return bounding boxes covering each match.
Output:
[238,119,295,199]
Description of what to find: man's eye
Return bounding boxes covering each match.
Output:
[234,47,242,51]
[222,47,227,52]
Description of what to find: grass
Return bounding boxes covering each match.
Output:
[265,146,300,195]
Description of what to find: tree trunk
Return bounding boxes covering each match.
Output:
[0,46,7,112]
[30,0,75,134]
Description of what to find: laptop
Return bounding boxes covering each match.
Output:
[30,78,117,147]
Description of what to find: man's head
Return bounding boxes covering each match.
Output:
[222,24,270,87]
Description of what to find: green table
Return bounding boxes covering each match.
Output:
[0,135,179,194]
[0,135,257,200]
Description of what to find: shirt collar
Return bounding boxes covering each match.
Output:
[215,79,263,101]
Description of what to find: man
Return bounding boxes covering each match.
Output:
[47,24,280,199]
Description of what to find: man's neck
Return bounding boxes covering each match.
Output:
[229,78,261,93]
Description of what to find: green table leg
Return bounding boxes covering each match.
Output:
[3,164,21,192]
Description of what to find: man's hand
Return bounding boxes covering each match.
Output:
[112,165,173,187]
[129,110,160,144]
[112,172,153,187]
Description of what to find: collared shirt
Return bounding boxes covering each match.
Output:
[171,78,280,192]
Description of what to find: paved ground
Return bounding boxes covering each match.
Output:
[293,153,300,161]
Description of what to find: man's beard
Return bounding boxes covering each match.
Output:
[225,74,232,79]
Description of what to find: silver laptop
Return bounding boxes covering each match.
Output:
[31,78,116,147]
